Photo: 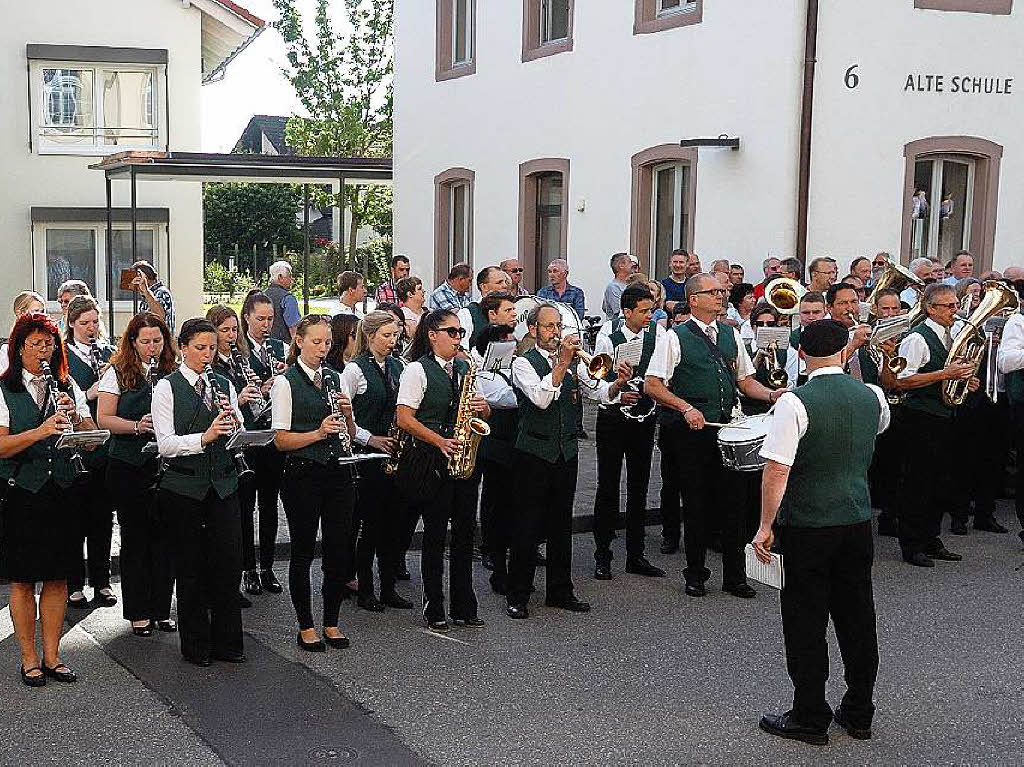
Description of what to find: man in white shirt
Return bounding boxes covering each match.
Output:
[332,271,368,318]
[783,291,827,391]
[942,251,974,286]
[457,266,513,350]
[997,308,1024,543]
[900,257,937,307]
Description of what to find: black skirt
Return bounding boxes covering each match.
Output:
[0,481,76,583]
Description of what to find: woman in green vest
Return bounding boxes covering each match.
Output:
[152,318,245,666]
[395,309,490,633]
[96,312,177,637]
[63,295,117,610]
[1,312,95,686]
[272,314,358,652]
[341,310,413,612]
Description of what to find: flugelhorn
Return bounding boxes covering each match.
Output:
[765,278,807,315]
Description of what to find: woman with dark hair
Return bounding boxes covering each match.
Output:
[272,314,358,651]
[728,282,757,346]
[326,313,359,371]
[63,295,118,609]
[1,312,94,686]
[96,312,177,636]
[744,302,787,415]
[395,309,490,632]
[152,318,246,667]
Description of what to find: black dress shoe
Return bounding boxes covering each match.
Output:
[684,582,707,597]
[68,593,90,609]
[239,592,253,609]
[425,617,450,633]
[545,595,591,613]
[324,633,350,649]
[132,621,154,637]
[594,561,612,580]
[357,594,386,612]
[41,663,78,683]
[212,650,246,663]
[155,619,177,633]
[926,547,962,561]
[260,570,283,594]
[904,552,935,567]
[759,712,828,746]
[20,666,46,687]
[833,707,872,740]
[950,518,969,535]
[506,604,528,619]
[974,518,1008,534]
[380,591,414,609]
[481,553,495,571]
[91,589,118,608]
[626,557,666,577]
[296,632,326,652]
[451,616,486,628]
[723,582,757,599]
[184,654,212,667]
[243,570,263,595]
[660,538,679,555]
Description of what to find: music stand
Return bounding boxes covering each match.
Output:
[55,430,110,452]
[226,429,277,452]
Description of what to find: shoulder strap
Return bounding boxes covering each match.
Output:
[683,319,741,400]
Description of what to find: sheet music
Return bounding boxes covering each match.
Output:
[612,337,644,368]
[755,326,791,351]
[481,341,516,372]
[745,543,784,590]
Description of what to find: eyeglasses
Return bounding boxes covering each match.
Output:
[693,289,728,297]
[873,260,887,267]
[539,322,566,331]
[26,339,56,350]
[507,268,524,274]
[436,327,467,339]
[930,302,959,310]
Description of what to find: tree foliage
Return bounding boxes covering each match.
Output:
[203,182,303,254]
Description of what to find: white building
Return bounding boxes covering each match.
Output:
[0,0,263,330]
[394,0,1024,311]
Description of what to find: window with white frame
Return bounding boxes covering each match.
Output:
[909,156,975,262]
[453,0,474,65]
[36,62,160,153]
[540,0,571,44]
[657,0,697,15]
[651,162,691,279]
[449,182,470,270]
[634,0,703,34]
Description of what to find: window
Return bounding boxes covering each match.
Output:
[913,1,1012,14]
[518,159,570,291]
[436,0,477,81]
[901,137,1003,271]
[630,145,697,277]
[522,0,574,62]
[35,62,161,153]
[434,169,475,285]
[634,0,703,34]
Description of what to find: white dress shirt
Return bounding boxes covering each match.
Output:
[897,318,952,378]
[784,346,802,391]
[899,286,921,309]
[396,355,459,411]
[457,306,476,351]
[511,347,612,410]
[470,349,518,410]
[760,367,890,467]
[594,323,667,405]
[646,317,756,383]
[341,356,403,446]
[0,369,89,427]
[152,364,243,458]
[98,366,121,395]
[997,312,1024,375]
[328,301,365,320]
[271,358,345,432]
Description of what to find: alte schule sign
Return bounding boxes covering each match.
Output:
[904,74,1014,94]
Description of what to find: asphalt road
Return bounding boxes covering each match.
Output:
[2,502,1022,766]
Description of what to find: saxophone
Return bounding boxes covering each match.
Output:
[447,359,491,480]
[382,413,410,475]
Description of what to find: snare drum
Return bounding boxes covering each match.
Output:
[716,414,772,472]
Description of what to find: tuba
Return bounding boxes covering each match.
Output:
[447,359,491,480]
[765,278,806,316]
[867,257,924,317]
[942,280,1020,407]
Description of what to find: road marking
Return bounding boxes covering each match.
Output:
[417,629,470,645]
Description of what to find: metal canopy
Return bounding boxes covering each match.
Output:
[679,137,741,151]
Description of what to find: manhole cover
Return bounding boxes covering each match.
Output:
[308,747,358,763]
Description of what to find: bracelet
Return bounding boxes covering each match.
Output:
[681,405,694,416]
[134,421,140,436]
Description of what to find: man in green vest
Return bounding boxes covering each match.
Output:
[458,266,512,350]
[996,305,1024,543]
[826,282,886,387]
[591,284,666,580]
[645,273,783,600]
[753,319,890,746]
[892,283,975,567]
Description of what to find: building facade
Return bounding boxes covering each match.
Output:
[0,0,261,332]
[394,0,1023,311]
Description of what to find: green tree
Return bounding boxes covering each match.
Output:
[272,0,393,272]
[203,182,303,271]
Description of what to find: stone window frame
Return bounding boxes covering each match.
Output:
[522,0,574,63]
[634,0,704,35]
[913,0,1012,14]
[434,168,475,286]
[518,158,570,292]
[435,0,477,82]
[899,136,1003,271]
[629,144,698,277]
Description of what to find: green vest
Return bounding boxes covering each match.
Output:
[605,321,657,380]
[247,337,287,382]
[903,324,954,419]
[0,379,78,492]
[514,348,581,463]
[661,321,739,426]
[777,374,880,527]
[107,375,157,467]
[789,326,801,350]
[66,342,114,468]
[467,302,487,348]
[852,346,880,387]
[414,355,466,436]
[160,370,238,500]
[352,353,403,437]
[282,364,345,465]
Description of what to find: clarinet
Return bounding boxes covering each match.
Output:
[38,361,87,477]
[202,364,253,478]
[230,341,270,423]
[88,340,103,378]
[321,371,360,483]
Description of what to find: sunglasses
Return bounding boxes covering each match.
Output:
[753,320,775,327]
[508,268,524,274]
[436,326,467,339]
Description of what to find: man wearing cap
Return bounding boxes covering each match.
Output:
[753,319,890,746]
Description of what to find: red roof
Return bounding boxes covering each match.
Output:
[211,0,265,28]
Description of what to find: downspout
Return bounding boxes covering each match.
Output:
[796,0,819,269]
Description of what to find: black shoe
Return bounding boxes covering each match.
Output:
[950,519,969,535]
[833,707,872,740]
[534,546,547,565]
[759,712,828,746]
[243,570,263,595]
[876,517,898,537]
[68,593,90,609]
[396,565,412,581]
[451,616,486,628]
[723,582,757,599]
[425,617,450,633]
[545,595,591,612]
[21,666,46,687]
[155,619,177,633]
[481,553,495,572]
[239,592,253,609]
[357,594,385,612]
[506,603,528,619]
[380,591,414,609]
[974,518,1008,534]
[904,552,935,567]
[184,654,212,667]
[212,651,246,663]
[296,632,326,652]
[41,662,78,683]
[132,621,154,637]
[625,557,666,577]
[594,561,613,580]
[91,589,118,608]
[324,633,350,649]
[684,582,707,597]
[260,570,283,594]
[926,547,962,562]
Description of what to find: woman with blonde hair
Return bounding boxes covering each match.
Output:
[0,291,47,375]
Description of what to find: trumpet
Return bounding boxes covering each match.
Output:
[557,336,613,380]
[756,340,788,389]
[848,311,908,375]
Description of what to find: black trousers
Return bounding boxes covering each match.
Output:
[593,408,656,561]
[280,458,354,630]
[508,451,578,606]
[108,458,173,622]
[352,461,403,596]
[952,398,1007,522]
[237,444,283,572]
[414,472,478,622]
[777,521,878,732]
[479,463,499,558]
[160,487,243,661]
[69,466,115,592]
[1012,404,1024,532]
[658,428,683,543]
[898,409,956,557]
[665,424,746,587]
[480,454,516,586]
[869,405,905,522]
